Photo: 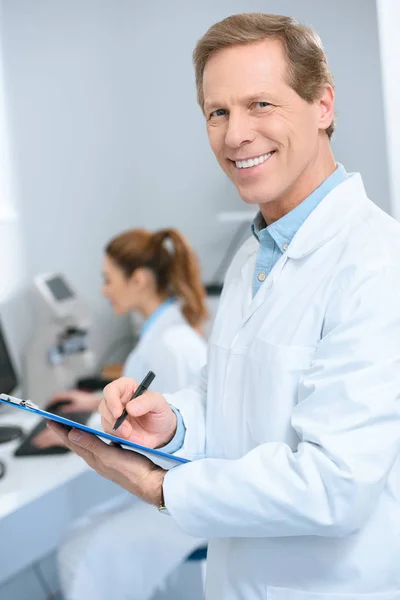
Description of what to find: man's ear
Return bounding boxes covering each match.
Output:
[318,85,335,134]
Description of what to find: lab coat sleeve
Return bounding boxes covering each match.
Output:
[162,364,208,460]
[158,405,186,454]
[163,265,400,539]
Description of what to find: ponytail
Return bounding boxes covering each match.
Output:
[106,227,208,331]
[152,229,209,330]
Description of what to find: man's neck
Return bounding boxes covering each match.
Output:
[260,150,337,225]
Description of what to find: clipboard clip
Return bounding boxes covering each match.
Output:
[20,399,39,410]
[0,393,39,410]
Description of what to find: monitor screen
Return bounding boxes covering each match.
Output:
[0,322,18,395]
[46,276,75,302]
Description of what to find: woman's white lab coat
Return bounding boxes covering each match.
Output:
[59,303,207,600]
[163,174,400,600]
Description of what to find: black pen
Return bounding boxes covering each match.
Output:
[112,371,156,431]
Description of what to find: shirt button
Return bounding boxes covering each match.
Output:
[282,242,289,251]
[257,272,267,282]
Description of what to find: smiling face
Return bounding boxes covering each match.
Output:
[203,39,335,219]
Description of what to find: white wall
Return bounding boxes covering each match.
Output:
[0,1,29,373]
[376,0,400,220]
[0,0,390,363]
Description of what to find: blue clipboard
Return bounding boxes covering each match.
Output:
[0,393,189,468]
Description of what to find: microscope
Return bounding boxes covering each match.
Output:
[23,273,97,408]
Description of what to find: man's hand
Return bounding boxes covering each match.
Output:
[34,390,100,448]
[47,421,166,506]
[99,377,177,449]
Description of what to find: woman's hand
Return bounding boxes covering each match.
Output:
[47,390,100,413]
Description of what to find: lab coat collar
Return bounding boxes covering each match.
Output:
[285,173,368,259]
[238,173,368,323]
[141,297,176,337]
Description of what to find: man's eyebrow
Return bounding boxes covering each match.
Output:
[204,91,276,113]
[204,100,224,113]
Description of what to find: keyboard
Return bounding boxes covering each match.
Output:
[14,401,92,457]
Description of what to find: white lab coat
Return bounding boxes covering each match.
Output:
[123,302,207,392]
[163,174,400,600]
[59,303,207,600]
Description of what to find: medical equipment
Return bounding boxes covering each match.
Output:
[23,273,97,407]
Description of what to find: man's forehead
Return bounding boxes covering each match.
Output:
[203,40,288,108]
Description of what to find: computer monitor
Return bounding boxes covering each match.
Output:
[0,319,18,395]
[0,317,22,445]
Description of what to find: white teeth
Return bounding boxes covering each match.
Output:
[235,152,273,169]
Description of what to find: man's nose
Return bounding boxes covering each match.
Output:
[224,111,256,149]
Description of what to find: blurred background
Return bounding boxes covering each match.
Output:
[0,1,398,598]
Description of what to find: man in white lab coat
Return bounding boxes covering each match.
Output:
[50,13,400,600]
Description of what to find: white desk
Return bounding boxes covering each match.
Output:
[0,409,124,584]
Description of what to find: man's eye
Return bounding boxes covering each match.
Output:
[210,108,227,118]
[256,101,271,108]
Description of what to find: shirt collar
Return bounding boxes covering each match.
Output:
[140,297,176,337]
[251,163,348,250]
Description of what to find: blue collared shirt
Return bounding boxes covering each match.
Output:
[252,164,348,296]
[140,297,176,337]
[164,164,348,454]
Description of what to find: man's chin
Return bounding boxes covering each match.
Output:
[236,187,273,207]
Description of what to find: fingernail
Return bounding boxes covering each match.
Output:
[70,430,82,443]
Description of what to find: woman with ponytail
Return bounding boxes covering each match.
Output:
[104,227,208,390]
[55,227,208,600]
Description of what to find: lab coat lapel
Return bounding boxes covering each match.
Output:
[240,252,287,325]
[286,173,368,259]
[238,173,368,327]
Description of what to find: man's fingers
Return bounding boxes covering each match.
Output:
[98,397,116,426]
[46,421,71,443]
[99,398,133,438]
[47,422,96,466]
[47,422,117,465]
[125,391,166,418]
[67,427,112,458]
[103,377,137,419]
